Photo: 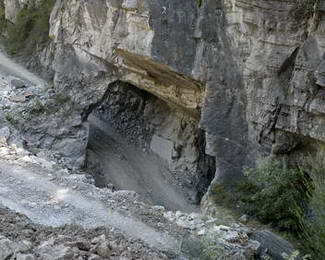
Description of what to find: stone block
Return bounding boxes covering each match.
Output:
[150,135,174,163]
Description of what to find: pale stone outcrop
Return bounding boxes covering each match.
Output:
[4,0,29,22]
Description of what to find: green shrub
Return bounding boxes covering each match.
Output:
[298,152,325,259]
[0,0,6,33]
[5,112,19,126]
[54,93,71,105]
[29,99,46,115]
[211,153,325,258]
[5,0,54,54]
[201,233,226,260]
[211,159,311,233]
[196,0,203,8]
[242,159,312,232]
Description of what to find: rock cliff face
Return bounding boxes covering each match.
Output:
[4,0,325,204]
[44,0,250,187]
[225,0,325,155]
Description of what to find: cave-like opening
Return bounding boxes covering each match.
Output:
[85,81,215,211]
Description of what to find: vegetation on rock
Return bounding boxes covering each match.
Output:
[298,152,325,259]
[212,160,311,231]
[0,0,6,33]
[211,154,325,258]
[1,0,54,54]
[196,0,204,8]
[242,160,311,232]
[291,0,320,21]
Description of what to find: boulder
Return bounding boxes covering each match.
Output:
[37,244,74,260]
[16,254,36,260]
[239,215,249,224]
[95,241,111,258]
[250,230,296,260]
[0,237,15,260]
[10,78,27,89]
[10,95,26,103]
[0,127,10,146]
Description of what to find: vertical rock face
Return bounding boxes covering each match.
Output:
[48,0,203,116]
[3,0,325,201]
[4,0,28,22]
[195,0,251,186]
[223,0,325,155]
[4,0,20,22]
[44,0,250,185]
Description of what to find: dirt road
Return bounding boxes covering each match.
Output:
[0,161,181,253]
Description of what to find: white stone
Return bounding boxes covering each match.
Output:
[214,225,230,232]
[224,231,240,243]
[197,229,206,236]
[91,235,106,245]
[175,211,184,218]
[16,254,36,260]
[122,0,138,10]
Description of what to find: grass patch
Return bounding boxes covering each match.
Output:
[25,92,72,117]
[3,0,54,54]
[53,92,71,105]
[28,99,46,115]
[5,112,19,126]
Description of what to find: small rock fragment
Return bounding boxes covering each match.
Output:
[197,229,206,236]
[10,95,26,103]
[239,214,249,223]
[10,78,26,89]
[96,241,111,257]
[91,235,106,245]
[16,254,36,260]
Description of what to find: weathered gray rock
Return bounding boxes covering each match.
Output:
[239,215,249,224]
[0,236,32,260]
[0,126,10,141]
[3,0,325,208]
[10,95,26,103]
[2,0,248,188]
[91,235,106,245]
[180,235,204,258]
[37,244,74,260]
[10,78,26,89]
[95,241,111,258]
[65,240,91,251]
[16,254,36,260]
[251,230,296,260]
[0,236,15,260]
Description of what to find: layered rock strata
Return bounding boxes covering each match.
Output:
[3,0,325,202]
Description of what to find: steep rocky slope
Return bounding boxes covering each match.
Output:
[1,0,320,258]
[0,122,261,259]
[225,0,325,154]
[3,0,325,209]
